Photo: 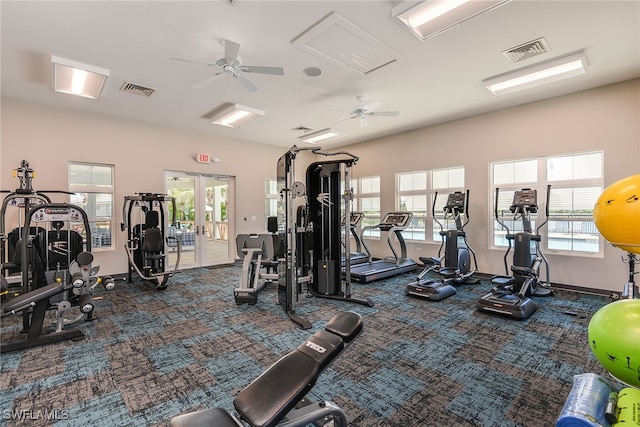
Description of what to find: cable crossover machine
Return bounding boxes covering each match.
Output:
[276,146,374,329]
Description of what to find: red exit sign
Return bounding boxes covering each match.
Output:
[196,153,210,164]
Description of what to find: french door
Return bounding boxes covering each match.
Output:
[165,171,235,268]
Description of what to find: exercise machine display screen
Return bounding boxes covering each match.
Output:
[511,189,538,212]
[445,192,466,210]
[381,212,412,228]
[31,206,84,223]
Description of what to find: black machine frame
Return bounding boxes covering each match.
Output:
[406,190,478,301]
[476,185,553,318]
[276,146,373,329]
[122,193,182,289]
[1,200,115,353]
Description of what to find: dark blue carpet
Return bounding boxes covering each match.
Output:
[0,265,610,426]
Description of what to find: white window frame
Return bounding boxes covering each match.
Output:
[397,171,428,241]
[490,151,603,257]
[265,179,279,230]
[68,162,115,250]
[353,176,381,238]
[396,167,465,242]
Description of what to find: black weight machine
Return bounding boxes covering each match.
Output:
[476,186,553,319]
[122,193,182,289]
[1,160,60,290]
[170,311,363,427]
[1,202,115,353]
[348,211,418,283]
[405,190,478,301]
[276,146,373,329]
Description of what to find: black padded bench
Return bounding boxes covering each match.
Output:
[170,311,363,427]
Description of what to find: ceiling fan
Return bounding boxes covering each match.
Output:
[170,39,284,92]
[337,96,400,128]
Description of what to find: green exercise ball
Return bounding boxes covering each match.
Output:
[593,174,640,254]
[588,298,640,388]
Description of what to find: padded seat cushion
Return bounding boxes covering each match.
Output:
[234,350,322,427]
[169,407,239,427]
[323,311,363,344]
[2,282,66,317]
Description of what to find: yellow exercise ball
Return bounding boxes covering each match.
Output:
[588,298,640,388]
[593,174,640,254]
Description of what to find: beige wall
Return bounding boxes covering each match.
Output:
[1,99,285,275]
[341,79,640,292]
[2,79,639,291]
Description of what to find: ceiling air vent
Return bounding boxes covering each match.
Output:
[292,126,313,132]
[120,82,155,97]
[502,37,550,63]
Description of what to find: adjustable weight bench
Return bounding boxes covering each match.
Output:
[170,311,363,427]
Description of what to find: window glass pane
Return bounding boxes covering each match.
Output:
[399,172,426,191]
[69,162,114,249]
[548,152,602,181]
[70,192,113,218]
[493,160,537,185]
[432,167,464,189]
[361,177,380,193]
[70,164,113,187]
[400,195,427,214]
[360,197,380,212]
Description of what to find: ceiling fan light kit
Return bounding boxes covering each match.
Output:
[209,103,264,128]
[483,50,588,96]
[392,0,511,40]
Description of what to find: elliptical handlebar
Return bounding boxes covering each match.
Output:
[536,184,552,236]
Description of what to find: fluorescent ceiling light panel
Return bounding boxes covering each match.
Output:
[392,0,510,40]
[210,104,264,128]
[51,55,109,100]
[298,128,345,144]
[483,50,587,96]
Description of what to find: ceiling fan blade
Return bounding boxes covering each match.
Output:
[235,73,258,92]
[364,101,385,112]
[192,72,224,89]
[360,116,369,128]
[170,56,217,67]
[240,65,284,76]
[369,111,400,117]
[332,115,356,124]
[223,39,241,61]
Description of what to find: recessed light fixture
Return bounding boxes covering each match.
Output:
[303,67,323,77]
[209,103,264,128]
[483,50,587,96]
[51,55,109,100]
[298,128,345,144]
[392,0,510,40]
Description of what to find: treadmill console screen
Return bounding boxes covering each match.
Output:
[381,212,412,228]
[350,212,364,226]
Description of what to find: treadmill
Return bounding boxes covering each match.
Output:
[348,212,418,283]
[341,212,369,267]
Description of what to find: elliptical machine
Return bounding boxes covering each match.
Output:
[405,190,477,301]
[477,186,553,319]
